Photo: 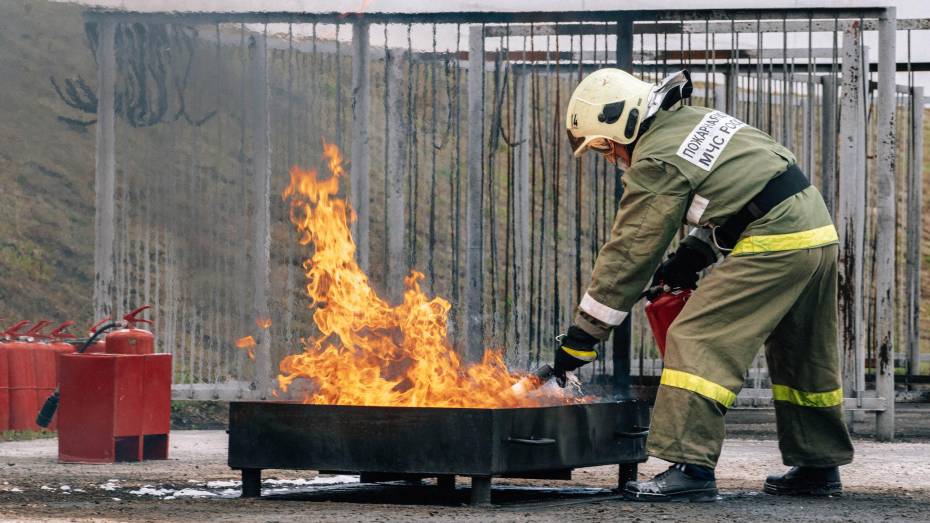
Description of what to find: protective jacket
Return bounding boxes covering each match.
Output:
[574,105,837,339]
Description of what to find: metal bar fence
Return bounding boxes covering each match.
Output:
[84,9,923,438]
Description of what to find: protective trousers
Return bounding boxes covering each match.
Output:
[647,244,854,469]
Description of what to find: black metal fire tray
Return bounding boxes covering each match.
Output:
[228,399,649,506]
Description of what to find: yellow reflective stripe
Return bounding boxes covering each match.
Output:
[561,346,598,362]
[660,368,737,408]
[772,384,843,408]
[731,225,838,255]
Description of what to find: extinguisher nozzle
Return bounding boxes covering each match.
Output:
[36,391,60,428]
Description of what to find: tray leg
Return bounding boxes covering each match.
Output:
[469,475,491,506]
[437,475,456,492]
[242,468,262,498]
[618,463,638,491]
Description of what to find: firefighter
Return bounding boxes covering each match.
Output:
[555,68,854,502]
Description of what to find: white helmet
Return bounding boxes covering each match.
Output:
[566,68,692,157]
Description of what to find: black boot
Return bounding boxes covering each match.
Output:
[764,466,842,497]
[623,464,718,502]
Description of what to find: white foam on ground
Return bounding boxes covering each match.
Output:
[98,481,120,491]
[263,475,358,486]
[129,486,174,496]
[115,475,361,499]
[205,480,240,488]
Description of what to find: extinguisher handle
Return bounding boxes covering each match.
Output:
[3,320,31,338]
[123,305,154,327]
[88,316,112,336]
[641,284,671,302]
[24,319,52,339]
[50,321,77,339]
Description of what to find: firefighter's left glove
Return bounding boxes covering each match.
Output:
[652,240,716,291]
[553,325,599,387]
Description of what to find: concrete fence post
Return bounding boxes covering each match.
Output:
[838,20,867,423]
[385,49,407,304]
[513,71,531,365]
[249,29,272,398]
[93,19,117,320]
[465,25,486,362]
[874,8,897,440]
[350,22,371,272]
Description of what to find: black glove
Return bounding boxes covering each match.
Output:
[553,325,599,387]
[652,240,716,291]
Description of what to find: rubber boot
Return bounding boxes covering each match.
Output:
[764,466,842,497]
[623,464,718,502]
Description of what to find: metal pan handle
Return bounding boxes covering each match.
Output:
[615,426,650,439]
[506,436,557,446]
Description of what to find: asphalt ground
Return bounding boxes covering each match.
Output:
[1,430,928,522]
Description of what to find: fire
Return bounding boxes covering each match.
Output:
[256,317,272,330]
[235,335,256,361]
[277,142,577,408]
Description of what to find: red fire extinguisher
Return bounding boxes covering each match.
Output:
[643,285,692,359]
[49,321,77,352]
[85,318,110,353]
[35,304,155,428]
[106,305,154,355]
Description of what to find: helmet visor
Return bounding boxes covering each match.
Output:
[566,129,586,155]
[566,130,613,156]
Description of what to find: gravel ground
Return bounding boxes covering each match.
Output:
[1,431,928,522]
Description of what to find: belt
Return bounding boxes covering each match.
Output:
[712,164,810,250]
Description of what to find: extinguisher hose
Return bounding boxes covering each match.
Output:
[77,321,119,354]
[36,321,120,428]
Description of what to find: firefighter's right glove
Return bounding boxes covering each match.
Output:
[652,241,716,291]
[553,325,599,387]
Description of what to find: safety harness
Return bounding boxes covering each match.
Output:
[712,164,811,251]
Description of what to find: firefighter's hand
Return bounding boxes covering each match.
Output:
[553,325,599,387]
[652,243,710,290]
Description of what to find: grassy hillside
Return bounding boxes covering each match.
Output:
[0,0,97,326]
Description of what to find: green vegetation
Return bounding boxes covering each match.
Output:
[0,429,56,442]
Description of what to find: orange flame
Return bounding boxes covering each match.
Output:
[277,143,578,408]
[236,335,256,361]
[256,317,272,330]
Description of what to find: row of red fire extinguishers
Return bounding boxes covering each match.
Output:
[0,305,153,431]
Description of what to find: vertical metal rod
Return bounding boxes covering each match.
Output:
[386,49,408,304]
[350,22,371,272]
[465,25,486,362]
[838,21,866,420]
[514,71,532,363]
[724,64,736,115]
[874,8,897,441]
[613,15,633,393]
[819,76,837,218]
[94,19,117,320]
[907,87,924,379]
[249,29,272,398]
